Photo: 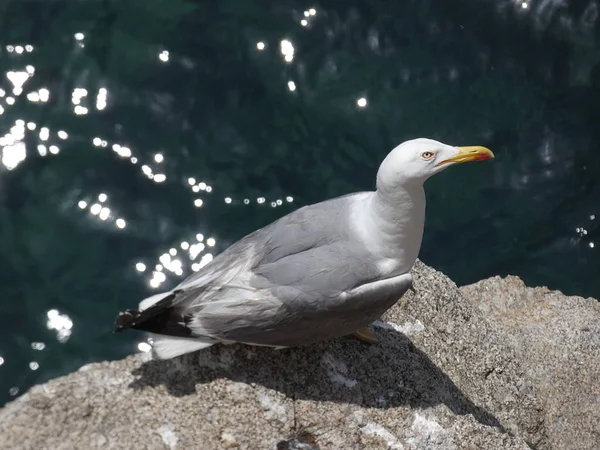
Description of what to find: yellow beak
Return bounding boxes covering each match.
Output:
[436,146,495,167]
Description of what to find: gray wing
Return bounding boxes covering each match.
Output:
[204,242,413,346]
[176,191,368,293]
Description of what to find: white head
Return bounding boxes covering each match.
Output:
[376,138,494,192]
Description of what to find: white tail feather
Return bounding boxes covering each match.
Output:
[138,291,173,311]
[150,334,215,359]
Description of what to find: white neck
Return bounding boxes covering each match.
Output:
[353,182,426,275]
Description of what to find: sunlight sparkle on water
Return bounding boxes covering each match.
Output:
[150,271,167,288]
[0,121,27,170]
[99,207,110,220]
[90,203,102,215]
[112,144,132,158]
[136,262,147,272]
[6,71,30,91]
[281,40,295,63]
[96,88,107,110]
[256,42,266,50]
[31,342,45,350]
[72,88,87,109]
[357,97,368,107]
[159,254,171,266]
[189,243,205,259]
[39,127,49,141]
[38,88,50,102]
[46,309,73,343]
[116,218,126,229]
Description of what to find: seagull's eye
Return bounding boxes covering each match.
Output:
[421,151,435,160]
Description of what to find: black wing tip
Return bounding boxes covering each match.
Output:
[113,309,141,333]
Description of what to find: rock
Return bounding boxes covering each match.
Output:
[460,275,600,450]
[0,261,598,449]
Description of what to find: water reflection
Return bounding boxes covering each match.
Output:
[31,342,46,351]
[0,0,599,408]
[46,309,73,343]
[280,39,295,63]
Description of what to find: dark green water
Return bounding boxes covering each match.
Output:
[1,1,599,407]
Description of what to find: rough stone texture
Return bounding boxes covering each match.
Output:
[0,261,597,449]
[460,275,600,450]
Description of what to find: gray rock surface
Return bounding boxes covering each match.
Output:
[0,261,598,449]
[460,275,600,450]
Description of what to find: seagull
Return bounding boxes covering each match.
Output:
[115,138,494,359]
